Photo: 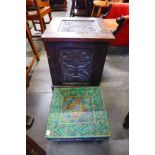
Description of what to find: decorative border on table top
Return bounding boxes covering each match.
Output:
[45,87,111,139]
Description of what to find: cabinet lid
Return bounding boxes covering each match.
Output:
[41,17,115,42]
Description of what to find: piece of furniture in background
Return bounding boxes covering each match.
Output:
[49,0,67,11]
[42,17,114,87]
[69,0,121,17]
[86,0,93,16]
[26,0,52,34]
[27,135,46,155]
[91,0,125,17]
[102,2,129,46]
[81,0,126,17]
[26,20,40,88]
[104,15,129,46]
[91,0,108,17]
[69,0,106,17]
[70,0,89,17]
[102,2,129,19]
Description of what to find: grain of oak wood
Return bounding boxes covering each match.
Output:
[41,17,115,42]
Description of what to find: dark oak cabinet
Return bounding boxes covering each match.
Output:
[42,17,115,86]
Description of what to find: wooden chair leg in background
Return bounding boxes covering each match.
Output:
[48,12,52,21]
[32,20,38,31]
[91,1,108,17]
[64,0,67,12]
[97,7,102,17]
[91,6,103,17]
[38,17,45,33]
[91,6,95,17]
[26,24,40,61]
[35,14,52,30]
[26,21,40,88]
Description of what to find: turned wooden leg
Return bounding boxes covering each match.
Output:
[48,12,52,21]
[41,18,45,33]
[64,0,67,12]
[42,18,46,30]
[32,20,37,31]
[70,0,75,17]
[97,7,102,17]
[38,17,45,33]
[91,5,95,17]
[26,22,40,61]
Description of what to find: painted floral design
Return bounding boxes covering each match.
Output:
[46,87,110,140]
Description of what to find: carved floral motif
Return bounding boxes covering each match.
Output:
[59,49,93,83]
[59,20,98,33]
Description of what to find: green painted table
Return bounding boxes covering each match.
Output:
[45,87,110,141]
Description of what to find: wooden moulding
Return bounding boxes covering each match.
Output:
[41,17,115,42]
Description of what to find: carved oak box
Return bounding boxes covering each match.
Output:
[42,17,115,86]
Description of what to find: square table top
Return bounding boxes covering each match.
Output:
[41,17,115,42]
[45,87,110,141]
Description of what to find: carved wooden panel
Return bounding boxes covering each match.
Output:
[59,49,93,83]
[59,20,98,33]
